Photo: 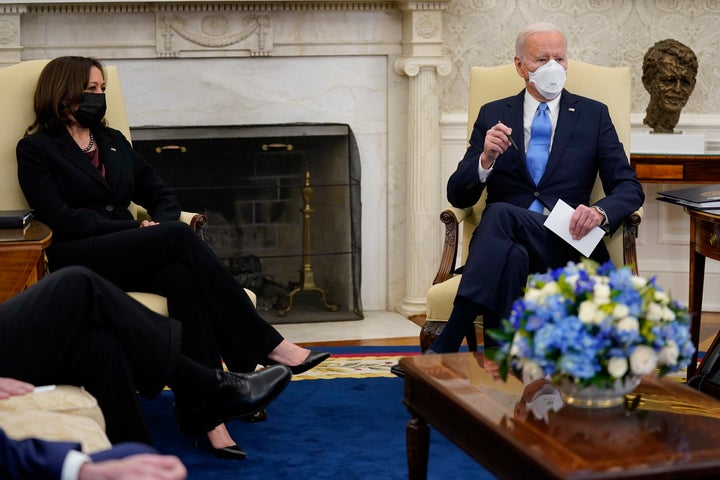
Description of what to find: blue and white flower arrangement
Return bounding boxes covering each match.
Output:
[487,260,696,390]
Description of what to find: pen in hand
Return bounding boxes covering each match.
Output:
[497,121,519,151]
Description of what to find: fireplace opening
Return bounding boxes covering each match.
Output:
[131,123,362,324]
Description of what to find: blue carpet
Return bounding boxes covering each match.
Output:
[140,376,497,479]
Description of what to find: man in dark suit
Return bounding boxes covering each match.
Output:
[408,22,645,360]
[0,413,186,479]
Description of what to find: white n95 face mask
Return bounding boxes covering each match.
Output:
[528,60,567,100]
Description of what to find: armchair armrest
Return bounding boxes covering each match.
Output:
[179,210,208,236]
[433,206,474,285]
[129,202,207,237]
[432,205,644,283]
[623,207,643,276]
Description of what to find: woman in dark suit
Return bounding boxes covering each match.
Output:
[16,56,329,458]
[0,266,292,449]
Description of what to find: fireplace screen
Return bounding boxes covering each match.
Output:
[132,124,362,324]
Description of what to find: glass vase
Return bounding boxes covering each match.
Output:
[557,376,641,409]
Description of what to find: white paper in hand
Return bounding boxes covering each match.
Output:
[543,199,605,257]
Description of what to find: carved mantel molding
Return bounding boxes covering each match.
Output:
[0,0,452,63]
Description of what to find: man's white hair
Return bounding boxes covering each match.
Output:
[515,22,567,59]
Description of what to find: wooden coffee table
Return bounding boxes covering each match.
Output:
[400,352,720,479]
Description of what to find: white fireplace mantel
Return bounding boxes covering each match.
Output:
[0,0,451,316]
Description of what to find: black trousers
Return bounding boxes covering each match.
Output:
[0,266,182,444]
[47,221,284,373]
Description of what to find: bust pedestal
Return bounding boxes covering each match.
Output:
[631,131,706,154]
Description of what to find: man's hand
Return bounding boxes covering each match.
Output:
[569,204,604,240]
[139,220,159,228]
[0,377,34,399]
[79,454,187,480]
[480,123,514,169]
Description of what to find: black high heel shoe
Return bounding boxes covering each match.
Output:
[213,444,248,460]
[194,436,248,460]
[268,351,331,375]
[176,365,292,436]
[290,351,331,374]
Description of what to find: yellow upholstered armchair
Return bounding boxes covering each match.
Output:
[421,61,643,351]
[0,59,213,315]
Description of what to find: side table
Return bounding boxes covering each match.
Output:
[686,207,720,379]
[631,153,720,183]
[0,221,52,302]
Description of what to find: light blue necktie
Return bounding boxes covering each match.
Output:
[526,103,551,213]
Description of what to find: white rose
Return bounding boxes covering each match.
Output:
[578,300,597,324]
[541,281,560,297]
[607,356,629,379]
[612,303,630,319]
[629,345,658,375]
[525,288,543,303]
[521,360,544,384]
[654,290,669,305]
[616,316,639,333]
[593,283,611,305]
[657,341,679,367]
[646,302,664,322]
[631,275,647,289]
[661,306,676,322]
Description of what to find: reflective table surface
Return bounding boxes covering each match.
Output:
[400,352,720,479]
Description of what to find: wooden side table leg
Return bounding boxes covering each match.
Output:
[407,415,429,480]
[688,242,705,380]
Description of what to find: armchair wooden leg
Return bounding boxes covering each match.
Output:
[419,321,479,352]
[419,321,446,353]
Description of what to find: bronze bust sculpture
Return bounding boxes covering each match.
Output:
[641,39,698,134]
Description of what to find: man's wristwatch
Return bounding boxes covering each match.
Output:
[591,205,609,227]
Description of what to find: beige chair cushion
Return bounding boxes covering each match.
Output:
[128,289,257,316]
[0,385,110,453]
[425,274,482,325]
[426,275,462,322]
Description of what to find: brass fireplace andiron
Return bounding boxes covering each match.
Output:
[277,171,338,316]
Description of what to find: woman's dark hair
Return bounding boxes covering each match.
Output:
[27,56,107,134]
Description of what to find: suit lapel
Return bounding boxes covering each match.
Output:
[55,129,110,190]
[503,92,529,180]
[542,90,579,182]
[95,129,124,193]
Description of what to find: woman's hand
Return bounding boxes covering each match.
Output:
[0,377,34,399]
[139,220,159,228]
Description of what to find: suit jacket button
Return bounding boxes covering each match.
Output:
[533,192,540,197]
[105,205,114,212]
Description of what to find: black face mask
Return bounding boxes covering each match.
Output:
[74,92,106,127]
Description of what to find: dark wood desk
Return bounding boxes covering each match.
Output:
[631,153,720,183]
[0,221,52,302]
[401,352,720,480]
[687,207,720,379]
[633,154,720,378]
